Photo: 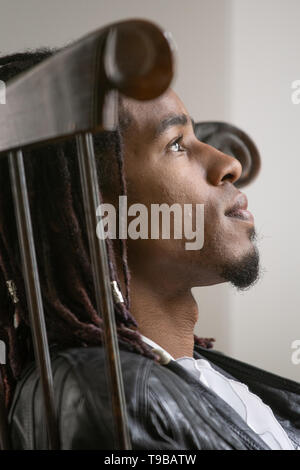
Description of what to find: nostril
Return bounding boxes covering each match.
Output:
[221,173,235,182]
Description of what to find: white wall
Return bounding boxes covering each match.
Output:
[229,0,300,381]
[1,0,299,380]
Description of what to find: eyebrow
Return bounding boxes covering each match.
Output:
[154,113,192,138]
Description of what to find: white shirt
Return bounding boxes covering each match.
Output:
[141,334,296,450]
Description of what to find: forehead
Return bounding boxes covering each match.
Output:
[121,89,189,134]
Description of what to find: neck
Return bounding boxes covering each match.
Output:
[129,273,198,359]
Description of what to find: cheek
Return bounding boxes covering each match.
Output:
[128,164,208,206]
[127,172,177,208]
[126,169,210,258]
[125,157,218,250]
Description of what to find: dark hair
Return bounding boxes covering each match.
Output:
[0,49,214,407]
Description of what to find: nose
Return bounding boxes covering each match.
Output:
[203,143,242,186]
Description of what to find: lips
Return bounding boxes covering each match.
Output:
[225,192,254,223]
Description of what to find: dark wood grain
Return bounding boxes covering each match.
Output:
[0,19,173,156]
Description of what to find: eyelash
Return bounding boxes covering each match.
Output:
[167,135,186,154]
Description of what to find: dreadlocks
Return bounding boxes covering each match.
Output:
[0,49,214,407]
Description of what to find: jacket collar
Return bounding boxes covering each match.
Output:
[141,335,269,449]
[141,335,300,449]
[193,345,300,450]
[165,358,270,450]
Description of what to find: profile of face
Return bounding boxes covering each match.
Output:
[117,89,259,291]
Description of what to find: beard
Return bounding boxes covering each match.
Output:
[220,227,260,290]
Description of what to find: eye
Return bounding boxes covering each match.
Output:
[167,135,185,154]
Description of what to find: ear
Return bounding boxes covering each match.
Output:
[194,121,261,188]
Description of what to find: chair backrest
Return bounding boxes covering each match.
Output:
[0,19,174,450]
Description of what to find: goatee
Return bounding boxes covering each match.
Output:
[220,228,260,290]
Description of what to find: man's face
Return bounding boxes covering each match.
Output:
[120,89,259,290]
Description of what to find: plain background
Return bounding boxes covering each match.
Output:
[0,0,299,381]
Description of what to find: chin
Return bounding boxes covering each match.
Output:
[220,244,260,290]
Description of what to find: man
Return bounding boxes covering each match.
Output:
[120,90,257,360]
[1,50,300,451]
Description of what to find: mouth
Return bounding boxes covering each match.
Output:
[225,192,254,224]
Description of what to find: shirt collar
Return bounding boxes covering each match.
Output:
[140,334,175,363]
[141,334,198,363]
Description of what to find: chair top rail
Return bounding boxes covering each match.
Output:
[0,19,173,156]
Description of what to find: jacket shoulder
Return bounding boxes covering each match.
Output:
[8,346,245,450]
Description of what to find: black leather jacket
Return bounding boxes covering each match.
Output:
[8,345,300,450]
